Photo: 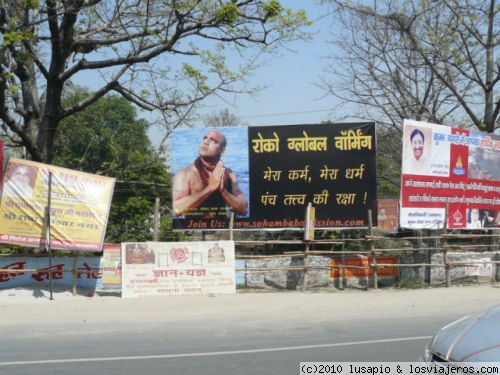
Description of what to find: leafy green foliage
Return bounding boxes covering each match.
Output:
[53,92,175,243]
[262,1,283,18]
[215,2,239,25]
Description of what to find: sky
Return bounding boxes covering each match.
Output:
[200,1,339,127]
[71,1,341,138]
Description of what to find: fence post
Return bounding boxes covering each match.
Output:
[72,252,78,296]
[302,241,309,292]
[443,205,451,287]
[302,203,314,292]
[368,209,378,290]
[441,233,451,287]
[341,230,346,289]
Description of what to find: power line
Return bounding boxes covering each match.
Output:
[239,109,332,119]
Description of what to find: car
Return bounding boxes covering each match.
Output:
[421,303,500,362]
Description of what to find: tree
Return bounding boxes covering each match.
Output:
[54,92,174,242]
[322,0,500,134]
[203,108,247,128]
[0,1,310,163]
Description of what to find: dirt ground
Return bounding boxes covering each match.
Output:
[0,283,499,326]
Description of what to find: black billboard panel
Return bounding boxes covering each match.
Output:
[172,123,377,230]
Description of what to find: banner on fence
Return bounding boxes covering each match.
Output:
[329,256,398,278]
[0,158,115,250]
[400,120,500,229]
[171,123,377,230]
[0,256,102,289]
[121,240,236,298]
[102,243,122,286]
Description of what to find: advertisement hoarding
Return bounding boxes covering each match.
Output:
[121,241,235,297]
[171,123,377,230]
[400,120,500,229]
[0,158,115,250]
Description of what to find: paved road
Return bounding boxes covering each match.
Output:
[0,285,498,374]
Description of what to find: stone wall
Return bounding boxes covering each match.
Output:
[237,252,499,290]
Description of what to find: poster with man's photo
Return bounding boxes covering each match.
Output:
[171,123,378,230]
[0,158,115,250]
[400,119,500,229]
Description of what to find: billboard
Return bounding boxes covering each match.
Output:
[171,123,377,230]
[0,158,115,250]
[121,241,235,297]
[400,119,500,229]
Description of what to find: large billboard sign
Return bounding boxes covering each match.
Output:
[171,123,377,230]
[0,158,115,250]
[400,120,500,229]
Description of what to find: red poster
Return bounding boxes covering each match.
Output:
[400,120,500,229]
[377,199,399,232]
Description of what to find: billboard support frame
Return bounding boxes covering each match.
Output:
[44,172,54,300]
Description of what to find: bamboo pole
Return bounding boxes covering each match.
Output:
[72,252,78,296]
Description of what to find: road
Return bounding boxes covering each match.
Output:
[0,285,498,374]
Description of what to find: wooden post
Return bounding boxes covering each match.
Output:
[302,241,310,292]
[443,204,451,287]
[72,252,78,296]
[229,212,234,241]
[45,172,54,300]
[341,230,346,290]
[153,197,160,242]
[368,209,378,290]
[302,203,314,292]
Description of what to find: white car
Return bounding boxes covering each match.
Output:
[422,304,500,362]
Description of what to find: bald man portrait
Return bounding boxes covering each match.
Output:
[172,129,248,218]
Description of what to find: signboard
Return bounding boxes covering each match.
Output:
[400,120,500,229]
[304,203,315,240]
[0,158,115,250]
[121,241,236,298]
[102,243,122,287]
[171,123,377,230]
[377,199,399,232]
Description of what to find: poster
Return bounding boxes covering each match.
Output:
[376,199,399,232]
[400,120,500,229]
[102,243,122,286]
[121,240,236,298]
[171,123,377,230]
[0,158,115,250]
[329,256,398,278]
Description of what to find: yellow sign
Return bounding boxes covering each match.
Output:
[0,158,115,251]
[304,203,315,240]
